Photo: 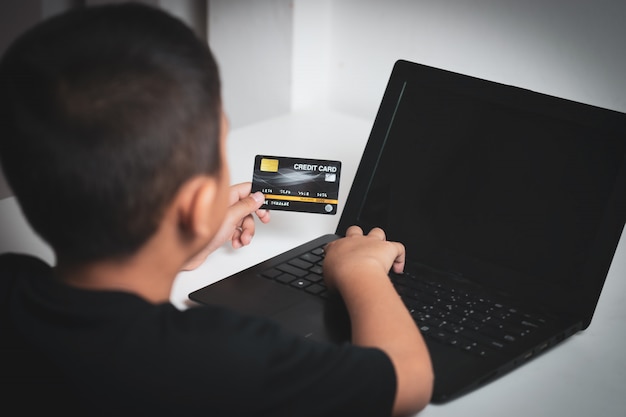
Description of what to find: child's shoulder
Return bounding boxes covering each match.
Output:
[0,253,50,298]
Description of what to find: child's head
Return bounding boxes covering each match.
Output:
[0,3,223,263]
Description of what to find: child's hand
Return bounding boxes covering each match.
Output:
[182,182,270,270]
[223,182,271,249]
[322,226,405,291]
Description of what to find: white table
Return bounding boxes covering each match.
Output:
[2,111,625,417]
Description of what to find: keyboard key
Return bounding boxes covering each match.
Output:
[288,258,313,270]
[494,322,531,338]
[276,263,308,277]
[429,330,454,344]
[478,325,516,344]
[465,344,491,358]
[459,340,489,357]
[309,265,323,275]
[276,273,296,284]
[311,247,325,256]
[300,253,322,263]
[464,330,506,350]
[521,315,545,326]
[304,273,324,283]
[261,268,282,279]
[305,284,326,295]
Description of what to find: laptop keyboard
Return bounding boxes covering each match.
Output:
[391,269,550,357]
[260,245,550,358]
[260,247,330,298]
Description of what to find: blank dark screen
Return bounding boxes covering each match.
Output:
[358,80,626,290]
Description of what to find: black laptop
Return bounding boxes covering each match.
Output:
[189,59,626,403]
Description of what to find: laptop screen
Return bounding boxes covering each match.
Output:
[342,61,626,318]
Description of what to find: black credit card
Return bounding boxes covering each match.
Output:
[251,155,342,214]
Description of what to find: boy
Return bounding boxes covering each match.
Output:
[0,3,432,416]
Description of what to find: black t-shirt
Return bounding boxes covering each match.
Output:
[1,254,396,417]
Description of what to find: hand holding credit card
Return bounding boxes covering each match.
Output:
[251,155,342,214]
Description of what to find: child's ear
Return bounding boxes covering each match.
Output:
[175,176,221,240]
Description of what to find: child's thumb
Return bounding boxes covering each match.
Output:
[230,191,265,219]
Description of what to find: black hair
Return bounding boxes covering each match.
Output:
[0,3,222,263]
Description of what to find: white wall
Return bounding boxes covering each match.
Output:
[215,0,623,139]
[322,0,626,121]
[291,0,332,112]
[209,0,293,129]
